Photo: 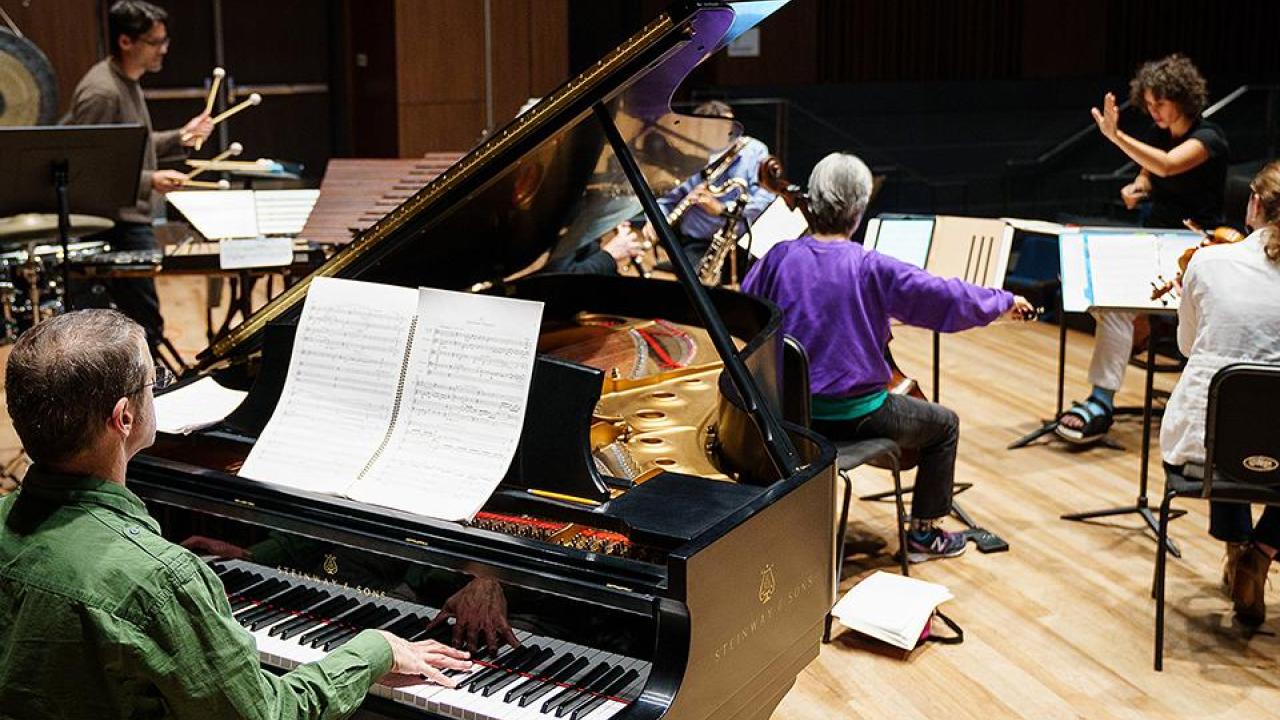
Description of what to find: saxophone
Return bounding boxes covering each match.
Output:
[694,177,749,285]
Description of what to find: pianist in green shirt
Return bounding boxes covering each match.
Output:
[0,309,473,719]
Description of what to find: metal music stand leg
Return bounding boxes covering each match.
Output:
[1060,340,1185,556]
[1008,289,1069,449]
[932,330,940,403]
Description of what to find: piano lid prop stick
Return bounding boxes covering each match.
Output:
[209,93,262,125]
[179,179,231,190]
[183,142,242,181]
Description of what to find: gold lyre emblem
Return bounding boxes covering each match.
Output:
[758,563,777,604]
[322,553,339,576]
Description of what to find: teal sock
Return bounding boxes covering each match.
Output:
[1089,387,1115,410]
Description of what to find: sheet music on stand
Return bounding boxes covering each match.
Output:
[741,196,808,258]
[167,189,320,239]
[1058,229,1201,312]
[864,214,1013,289]
[167,189,321,269]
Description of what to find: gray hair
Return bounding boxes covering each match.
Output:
[5,309,149,465]
[807,153,873,236]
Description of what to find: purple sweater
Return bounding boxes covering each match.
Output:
[741,236,1014,398]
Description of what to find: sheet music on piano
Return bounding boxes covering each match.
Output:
[239,277,543,520]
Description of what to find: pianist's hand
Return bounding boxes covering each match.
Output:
[377,632,472,687]
[427,576,520,652]
[180,535,252,560]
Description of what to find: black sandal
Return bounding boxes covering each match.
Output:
[1055,398,1114,444]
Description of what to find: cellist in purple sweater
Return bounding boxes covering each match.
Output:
[742,153,1034,563]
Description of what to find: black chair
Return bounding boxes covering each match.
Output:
[780,336,909,643]
[1153,363,1280,671]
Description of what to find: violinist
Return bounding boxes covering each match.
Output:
[741,153,1034,563]
[1161,160,1280,625]
[1059,54,1230,443]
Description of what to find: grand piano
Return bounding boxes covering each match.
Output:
[127,2,837,719]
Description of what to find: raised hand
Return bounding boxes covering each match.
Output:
[1090,92,1120,143]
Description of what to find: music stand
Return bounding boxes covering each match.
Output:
[1042,227,1201,555]
[0,124,146,308]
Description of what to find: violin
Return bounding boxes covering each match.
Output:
[760,156,925,470]
[1150,220,1246,300]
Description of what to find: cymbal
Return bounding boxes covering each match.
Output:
[0,213,115,245]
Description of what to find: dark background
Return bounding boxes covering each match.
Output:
[8,0,1278,222]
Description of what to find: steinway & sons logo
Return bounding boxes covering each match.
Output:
[1243,455,1280,473]
[714,566,819,662]
[758,564,777,604]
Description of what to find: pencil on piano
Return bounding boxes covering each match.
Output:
[527,489,602,507]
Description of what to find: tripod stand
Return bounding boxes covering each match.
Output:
[1059,322,1186,556]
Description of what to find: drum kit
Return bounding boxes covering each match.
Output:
[0,212,113,342]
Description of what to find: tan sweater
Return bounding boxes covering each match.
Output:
[66,58,184,224]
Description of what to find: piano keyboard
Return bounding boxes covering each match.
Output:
[211,559,651,720]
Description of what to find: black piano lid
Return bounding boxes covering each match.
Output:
[198,0,792,366]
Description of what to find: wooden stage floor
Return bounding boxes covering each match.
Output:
[1,276,1277,717]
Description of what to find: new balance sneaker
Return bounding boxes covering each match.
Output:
[906,527,967,564]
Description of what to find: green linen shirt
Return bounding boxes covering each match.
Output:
[0,467,394,720]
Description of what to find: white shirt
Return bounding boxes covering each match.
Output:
[1161,231,1280,466]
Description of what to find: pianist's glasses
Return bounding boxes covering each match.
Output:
[128,365,173,397]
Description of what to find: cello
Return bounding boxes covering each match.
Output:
[758,156,927,470]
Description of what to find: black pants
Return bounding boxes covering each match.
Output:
[86,222,165,348]
[813,393,960,521]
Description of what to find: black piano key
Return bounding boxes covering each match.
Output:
[208,561,228,576]
[507,653,578,705]
[458,645,530,690]
[274,596,356,640]
[482,645,554,697]
[407,619,453,643]
[223,570,263,595]
[470,644,542,694]
[321,606,401,651]
[304,603,382,648]
[517,655,588,707]
[567,668,640,720]
[230,578,287,613]
[555,665,626,718]
[541,662,613,715]
[217,569,250,593]
[238,585,308,625]
[300,615,361,648]
[250,588,328,631]
[380,613,424,639]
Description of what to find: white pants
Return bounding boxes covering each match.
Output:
[1088,310,1136,391]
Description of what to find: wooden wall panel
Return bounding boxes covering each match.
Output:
[397,100,484,155]
[528,0,568,97]
[391,0,566,156]
[394,0,483,104]
[5,0,101,116]
[490,0,531,125]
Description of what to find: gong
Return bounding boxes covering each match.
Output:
[0,28,57,126]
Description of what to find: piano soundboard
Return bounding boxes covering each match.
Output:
[212,558,651,720]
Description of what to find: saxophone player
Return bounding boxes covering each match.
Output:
[644,100,776,275]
